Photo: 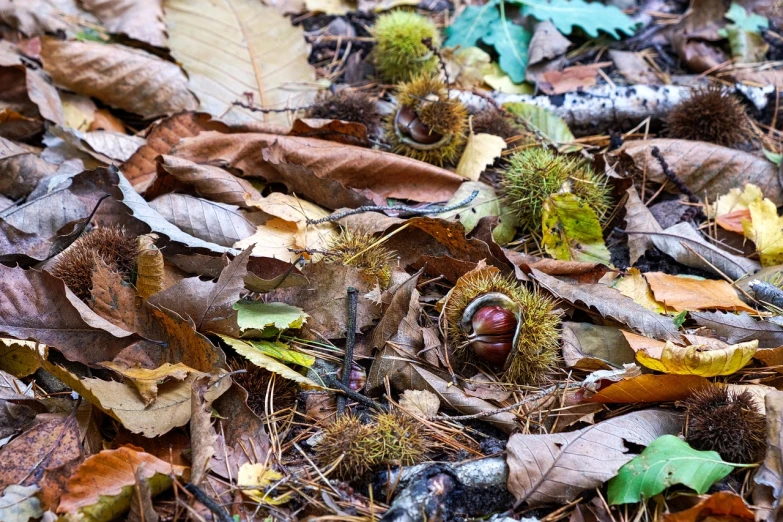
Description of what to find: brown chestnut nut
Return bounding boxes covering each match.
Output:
[471,305,517,337]
[395,105,442,144]
[470,340,513,366]
[338,363,367,391]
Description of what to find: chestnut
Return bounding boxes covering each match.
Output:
[395,105,442,145]
[468,305,517,366]
[338,363,367,391]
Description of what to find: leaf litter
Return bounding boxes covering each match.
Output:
[0,0,782,521]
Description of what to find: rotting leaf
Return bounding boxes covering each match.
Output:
[542,192,612,265]
[506,409,682,506]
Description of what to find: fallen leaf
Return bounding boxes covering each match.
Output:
[127,463,159,522]
[57,446,187,521]
[584,374,711,403]
[506,409,682,506]
[156,155,262,208]
[530,269,681,341]
[0,0,68,36]
[233,301,308,337]
[644,272,755,313]
[172,131,463,208]
[219,336,321,388]
[100,362,193,406]
[624,186,662,264]
[743,197,783,266]
[398,389,440,419]
[0,136,57,199]
[40,37,197,119]
[711,183,763,221]
[542,192,612,264]
[189,377,217,487]
[692,311,783,347]
[613,269,666,313]
[237,462,291,505]
[135,235,164,300]
[754,390,783,519]
[0,484,42,522]
[609,50,661,85]
[636,340,757,376]
[290,118,369,146]
[165,0,318,126]
[664,491,754,522]
[456,131,506,181]
[0,339,42,378]
[436,181,518,244]
[608,435,736,504]
[561,322,636,369]
[504,102,576,146]
[539,63,608,95]
[0,41,64,126]
[81,0,166,47]
[650,222,760,280]
[620,139,783,206]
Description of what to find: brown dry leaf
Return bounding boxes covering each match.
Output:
[621,330,667,359]
[621,139,783,205]
[525,20,570,83]
[614,268,666,314]
[0,0,69,36]
[623,186,662,265]
[561,322,636,370]
[50,126,145,164]
[43,362,231,437]
[539,63,609,95]
[644,272,755,313]
[81,0,166,47]
[753,390,783,520]
[90,260,138,331]
[290,118,369,146]
[168,252,306,292]
[136,234,164,300]
[100,362,193,406]
[0,136,56,199]
[57,445,187,519]
[608,50,662,85]
[148,193,256,247]
[369,269,423,350]
[40,37,197,119]
[506,409,682,506]
[583,374,711,403]
[507,250,610,283]
[122,112,229,192]
[156,155,262,209]
[172,131,463,209]
[530,268,681,341]
[190,377,217,487]
[0,265,137,365]
[0,415,82,492]
[664,491,754,522]
[692,311,783,347]
[269,263,381,338]
[398,389,440,419]
[147,247,251,336]
[0,41,64,127]
[127,463,159,522]
[165,0,318,126]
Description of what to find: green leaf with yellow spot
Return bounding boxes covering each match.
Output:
[542,192,611,265]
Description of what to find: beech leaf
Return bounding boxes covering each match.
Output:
[0,484,42,522]
[233,301,308,337]
[455,131,506,181]
[644,272,755,313]
[608,435,737,504]
[636,340,757,376]
[506,409,682,506]
[219,335,321,388]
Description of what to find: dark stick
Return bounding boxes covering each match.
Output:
[326,374,387,412]
[337,287,359,416]
[184,483,233,522]
[306,190,480,225]
[650,146,698,204]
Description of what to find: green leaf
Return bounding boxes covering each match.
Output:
[515,0,637,39]
[725,3,768,33]
[437,181,518,244]
[504,102,575,146]
[482,8,531,83]
[722,25,769,62]
[444,3,499,49]
[219,335,322,388]
[542,192,612,265]
[249,340,315,368]
[608,435,738,505]
[233,301,308,338]
[672,310,687,328]
[764,148,782,166]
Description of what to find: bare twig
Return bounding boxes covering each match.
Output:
[337,287,359,416]
[184,483,233,522]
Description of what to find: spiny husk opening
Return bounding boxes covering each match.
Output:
[442,265,560,385]
[372,10,441,83]
[326,228,396,288]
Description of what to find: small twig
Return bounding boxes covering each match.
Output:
[337,287,359,416]
[422,37,450,94]
[232,100,304,114]
[184,483,233,522]
[272,255,304,291]
[306,190,480,225]
[650,146,699,205]
[326,374,387,412]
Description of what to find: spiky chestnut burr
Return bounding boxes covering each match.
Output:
[374,412,428,466]
[50,226,138,301]
[327,228,396,288]
[685,386,766,463]
[442,265,560,385]
[472,110,523,140]
[499,147,612,233]
[315,415,380,479]
[227,359,297,416]
[666,85,750,147]
[306,90,382,133]
[386,75,468,166]
[373,11,440,84]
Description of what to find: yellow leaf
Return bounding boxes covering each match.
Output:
[742,197,783,266]
[238,463,292,505]
[710,183,763,218]
[644,272,756,313]
[456,131,506,181]
[219,335,322,388]
[636,340,757,376]
[304,0,352,14]
[100,362,194,405]
[613,269,666,314]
